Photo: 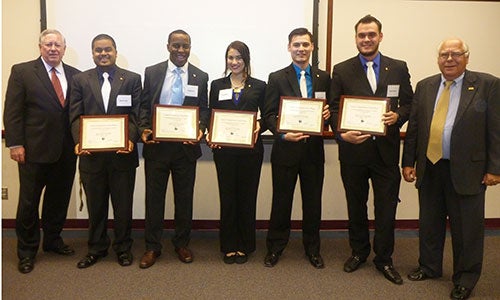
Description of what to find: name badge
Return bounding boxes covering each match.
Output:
[315,91,326,99]
[387,85,400,97]
[185,85,198,97]
[218,88,233,101]
[116,95,132,107]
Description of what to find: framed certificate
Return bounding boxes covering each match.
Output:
[209,109,257,148]
[337,95,389,136]
[277,97,325,135]
[153,105,199,142]
[79,115,128,152]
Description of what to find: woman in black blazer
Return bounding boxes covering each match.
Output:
[207,41,267,264]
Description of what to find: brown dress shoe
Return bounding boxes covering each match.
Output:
[139,250,161,269]
[175,247,193,263]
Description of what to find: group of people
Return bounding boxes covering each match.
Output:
[4,14,500,300]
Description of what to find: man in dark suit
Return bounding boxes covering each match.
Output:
[403,38,500,300]
[69,34,141,268]
[138,30,209,268]
[3,29,80,274]
[263,28,330,269]
[329,15,413,284]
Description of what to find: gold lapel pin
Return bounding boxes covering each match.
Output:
[193,74,197,77]
[385,67,389,71]
[468,86,474,91]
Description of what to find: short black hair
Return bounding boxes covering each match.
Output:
[355,15,382,33]
[288,28,313,44]
[91,34,116,50]
[168,29,191,44]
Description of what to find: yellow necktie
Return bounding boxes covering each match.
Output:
[427,81,453,164]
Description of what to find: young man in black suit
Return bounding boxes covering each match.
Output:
[329,15,413,284]
[403,38,500,300]
[70,34,142,269]
[138,30,209,268]
[263,28,331,269]
[4,29,80,274]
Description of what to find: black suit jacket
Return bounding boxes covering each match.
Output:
[263,63,330,166]
[330,54,413,166]
[208,75,267,155]
[139,61,209,162]
[69,66,142,172]
[402,70,500,195]
[4,57,80,163]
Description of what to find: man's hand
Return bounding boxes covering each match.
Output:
[141,129,158,144]
[482,173,500,186]
[323,104,331,120]
[184,129,203,145]
[340,131,371,144]
[74,144,91,156]
[117,140,134,154]
[10,147,25,164]
[382,111,399,126]
[403,167,416,183]
[283,132,310,142]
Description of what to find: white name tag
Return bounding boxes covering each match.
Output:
[116,95,132,107]
[218,88,233,101]
[387,85,400,97]
[185,85,198,97]
[315,91,326,99]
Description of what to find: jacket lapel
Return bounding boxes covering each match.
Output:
[285,64,301,97]
[88,69,106,113]
[34,58,61,108]
[454,70,477,125]
[108,67,126,112]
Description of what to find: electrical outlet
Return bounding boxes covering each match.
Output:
[2,187,8,200]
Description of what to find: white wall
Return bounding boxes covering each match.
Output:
[2,0,500,221]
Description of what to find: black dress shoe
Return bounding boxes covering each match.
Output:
[44,244,75,256]
[450,285,472,300]
[343,255,366,273]
[18,257,35,274]
[264,252,280,267]
[223,252,237,264]
[117,251,133,266]
[307,254,325,269]
[407,267,430,281]
[77,252,107,269]
[235,252,248,264]
[377,265,403,285]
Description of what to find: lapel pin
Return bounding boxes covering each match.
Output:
[468,86,474,91]
[120,77,123,81]
[385,67,389,71]
[193,74,197,77]
[316,74,320,78]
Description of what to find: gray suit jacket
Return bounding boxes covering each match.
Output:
[402,70,500,195]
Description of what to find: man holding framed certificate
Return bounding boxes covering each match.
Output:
[262,28,331,269]
[70,34,142,269]
[138,30,210,268]
[329,15,413,285]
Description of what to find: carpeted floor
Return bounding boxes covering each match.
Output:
[2,230,500,300]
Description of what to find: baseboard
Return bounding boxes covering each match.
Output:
[3,218,500,230]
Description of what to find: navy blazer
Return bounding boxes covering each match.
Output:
[139,61,209,162]
[69,66,142,172]
[4,57,80,163]
[402,70,500,195]
[330,54,413,166]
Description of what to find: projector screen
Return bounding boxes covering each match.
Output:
[46,0,314,83]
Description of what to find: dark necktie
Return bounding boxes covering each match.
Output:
[51,68,65,106]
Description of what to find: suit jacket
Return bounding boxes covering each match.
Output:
[139,61,209,162]
[330,54,413,166]
[263,63,330,166]
[402,70,500,195]
[69,66,142,172]
[208,75,267,155]
[3,57,80,163]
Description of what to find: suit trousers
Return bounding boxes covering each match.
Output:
[266,150,323,255]
[80,157,135,255]
[214,151,263,254]
[16,149,76,259]
[339,154,400,267]
[144,144,196,251]
[418,159,485,289]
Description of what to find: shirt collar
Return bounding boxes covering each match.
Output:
[440,72,465,86]
[97,66,117,79]
[168,60,188,74]
[41,57,63,74]
[359,52,381,68]
[292,63,311,77]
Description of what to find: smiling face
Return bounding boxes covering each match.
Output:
[92,38,117,68]
[437,39,469,81]
[355,21,383,60]
[168,33,191,67]
[39,33,66,67]
[288,34,314,69]
[226,48,245,76]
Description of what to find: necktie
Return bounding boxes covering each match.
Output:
[426,81,453,164]
[101,72,111,112]
[299,70,308,98]
[51,68,65,106]
[171,68,184,105]
[366,61,377,93]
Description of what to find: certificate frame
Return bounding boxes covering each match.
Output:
[152,104,199,142]
[337,95,389,136]
[209,109,257,148]
[277,96,325,136]
[79,115,128,152]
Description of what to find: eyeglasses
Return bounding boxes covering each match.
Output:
[438,51,467,60]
